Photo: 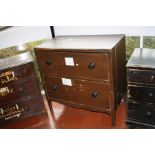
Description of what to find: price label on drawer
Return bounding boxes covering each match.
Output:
[62,78,72,86]
[65,57,74,66]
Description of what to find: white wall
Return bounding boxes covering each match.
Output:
[1,26,155,49]
[54,26,155,36]
[0,26,52,49]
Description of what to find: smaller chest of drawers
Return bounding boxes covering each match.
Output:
[126,48,155,128]
[0,52,45,127]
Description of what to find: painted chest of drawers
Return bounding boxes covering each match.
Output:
[126,48,155,128]
[35,35,126,126]
[0,52,45,127]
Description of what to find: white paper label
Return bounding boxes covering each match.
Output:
[65,57,74,66]
[62,78,72,86]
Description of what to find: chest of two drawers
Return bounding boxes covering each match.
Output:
[35,51,111,111]
[35,35,126,127]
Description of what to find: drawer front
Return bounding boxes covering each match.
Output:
[128,69,155,85]
[127,102,155,125]
[0,63,35,86]
[0,78,40,105]
[35,51,109,81]
[128,85,155,103]
[44,76,111,110]
[0,94,45,127]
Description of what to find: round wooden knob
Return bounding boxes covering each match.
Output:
[91,92,98,98]
[52,85,58,91]
[88,63,95,70]
[45,60,52,65]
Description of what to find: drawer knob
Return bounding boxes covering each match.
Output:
[45,60,52,65]
[149,92,153,97]
[88,63,95,70]
[145,111,152,119]
[19,88,23,94]
[91,92,98,98]
[151,76,155,81]
[52,85,58,91]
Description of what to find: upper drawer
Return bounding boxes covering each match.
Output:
[44,76,111,110]
[128,69,155,85]
[0,63,35,86]
[0,78,40,105]
[35,51,109,81]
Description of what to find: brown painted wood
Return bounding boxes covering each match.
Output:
[0,78,40,105]
[0,93,45,126]
[0,52,45,127]
[44,76,110,110]
[0,63,35,87]
[35,51,109,81]
[35,35,126,127]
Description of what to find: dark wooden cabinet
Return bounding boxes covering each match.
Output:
[0,52,45,127]
[35,35,126,126]
[126,48,155,128]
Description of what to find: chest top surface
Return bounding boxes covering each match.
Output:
[35,35,124,51]
[127,48,155,69]
[0,52,33,71]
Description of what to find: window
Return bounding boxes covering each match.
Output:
[143,36,155,48]
[126,36,140,61]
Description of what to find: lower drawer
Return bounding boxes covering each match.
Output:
[44,76,111,110]
[0,93,45,127]
[127,102,155,126]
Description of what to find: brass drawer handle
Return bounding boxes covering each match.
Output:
[45,60,52,65]
[91,92,98,98]
[0,87,9,96]
[0,71,18,84]
[52,85,58,91]
[88,62,95,70]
